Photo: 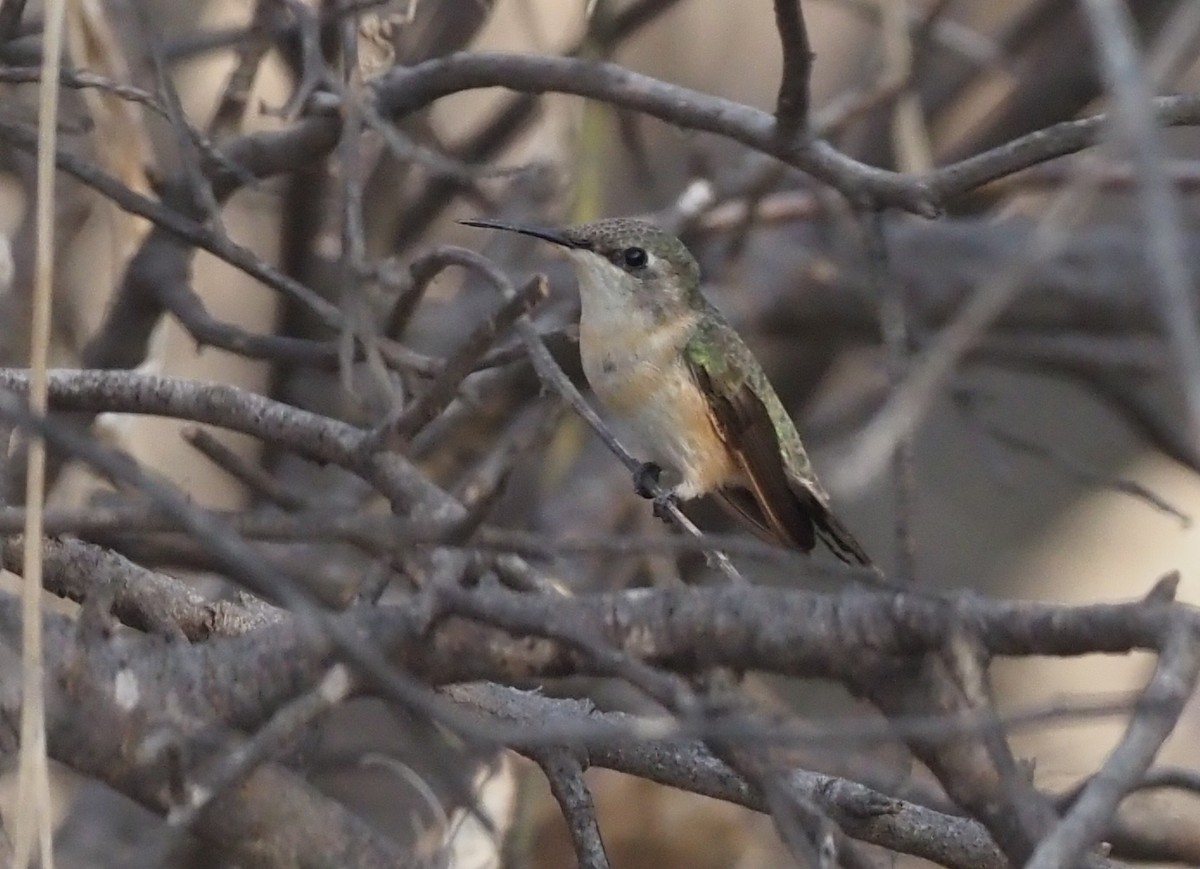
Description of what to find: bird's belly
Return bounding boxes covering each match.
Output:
[585,352,737,499]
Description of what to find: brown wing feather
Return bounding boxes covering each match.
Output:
[690,362,871,566]
[690,363,818,552]
[714,486,814,551]
[807,496,872,566]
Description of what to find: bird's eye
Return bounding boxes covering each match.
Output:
[621,247,648,269]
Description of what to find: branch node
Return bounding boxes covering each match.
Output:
[1145,571,1180,604]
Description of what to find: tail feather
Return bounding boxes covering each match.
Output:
[717,484,872,566]
[811,502,872,567]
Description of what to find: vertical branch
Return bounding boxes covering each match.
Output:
[339,5,365,271]
[533,750,611,869]
[1080,0,1200,458]
[862,212,915,583]
[208,0,277,137]
[336,1,391,406]
[0,0,27,44]
[880,0,933,174]
[136,5,222,227]
[773,0,813,140]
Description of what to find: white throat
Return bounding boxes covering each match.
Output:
[571,252,645,337]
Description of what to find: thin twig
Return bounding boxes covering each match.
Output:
[371,274,548,445]
[207,0,276,136]
[275,0,328,119]
[861,210,916,582]
[772,0,813,141]
[183,426,311,511]
[0,115,344,328]
[531,750,611,869]
[0,66,165,113]
[965,410,1191,526]
[167,664,354,830]
[454,399,564,515]
[136,4,223,228]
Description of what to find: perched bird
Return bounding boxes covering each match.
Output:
[463,217,871,566]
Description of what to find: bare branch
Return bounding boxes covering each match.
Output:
[1079,0,1200,463]
[457,684,1008,869]
[166,664,354,831]
[1027,626,1200,869]
[183,426,312,511]
[0,386,497,746]
[531,749,611,869]
[373,51,940,214]
[0,0,26,44]
[0,535,280,639]
[831,168,1100,495]
[374,51,1200,212]
[372,270,547,445]
[0,115,344,340]
[4,9,1200,863]
[773,0,813,140]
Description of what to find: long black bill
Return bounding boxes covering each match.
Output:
[459,218,589,250]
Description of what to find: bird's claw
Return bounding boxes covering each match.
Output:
[651,492,678,522]
[633,462,676,522]
[633,462,663,499]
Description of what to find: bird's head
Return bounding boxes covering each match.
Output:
[462,216,702,321]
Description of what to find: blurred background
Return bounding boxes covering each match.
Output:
[2,1,1200,866]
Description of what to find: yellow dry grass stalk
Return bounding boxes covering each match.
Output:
[14,0,67,865]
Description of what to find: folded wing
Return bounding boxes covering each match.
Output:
[687,356,871,566]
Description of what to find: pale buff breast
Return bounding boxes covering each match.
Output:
[580,314,739,499]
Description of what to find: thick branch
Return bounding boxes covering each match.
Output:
[456,684,1008,869]
[373,51,938,213]
[0,596,402,867]
[2,583,1192,866]
[373,51,1200,212]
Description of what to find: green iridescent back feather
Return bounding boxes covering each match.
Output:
[684,307,823,498]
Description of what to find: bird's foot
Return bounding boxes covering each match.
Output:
[633,462,663,499]
[651,491,679,522]
[633,462,677,523]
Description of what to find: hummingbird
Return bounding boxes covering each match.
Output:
[462,216,871,566]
